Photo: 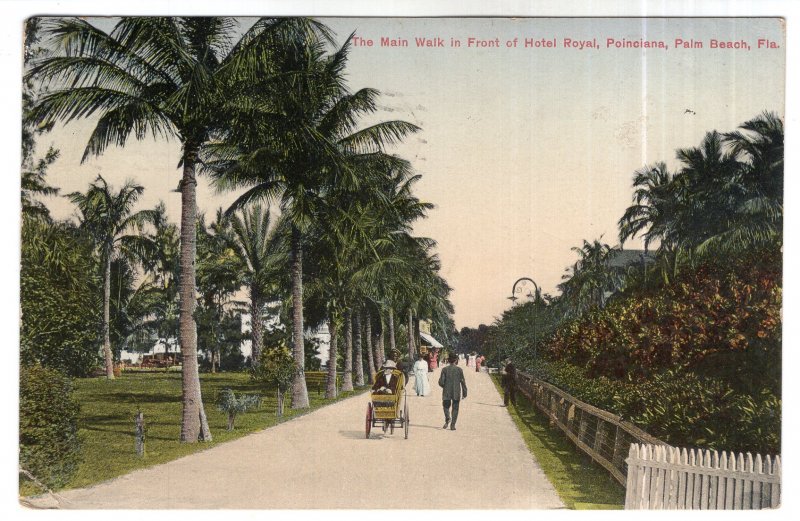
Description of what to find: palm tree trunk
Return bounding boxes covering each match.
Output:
[365,309,376,383]
[354,310,364,386]
[290,225,309,408]
[325,312,338,399]
[102,244,114,379]
[388,307,396,354]
[179,145,211,442]
[407,307,415,362]
[375,313,385,369]
[342,309,353,391]
[250,289,263,367]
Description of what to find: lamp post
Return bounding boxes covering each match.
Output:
[508,277,540,368]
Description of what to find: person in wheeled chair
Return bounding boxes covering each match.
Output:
[372,352,405,394]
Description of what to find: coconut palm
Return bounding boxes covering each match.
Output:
[694,112,785,256]
[67,175,155,379]
[214,204,287,366]
[133,202,181,355]
[206,36,419,408]
[28,16,330,441]
[618,162,677,253]
[723,111,783,203]
[558,239,623,315]
[196,212,245,372]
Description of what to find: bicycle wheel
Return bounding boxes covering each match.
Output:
[365,402,373,439]
[404,400,409,439]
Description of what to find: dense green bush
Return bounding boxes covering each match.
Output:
[522,361,780,455]
[20,218,101,377]
[524,358,626,411]
[541,251,781,394]
[614,371,780,455]
[510,252,782,455]
[19,365,82,490]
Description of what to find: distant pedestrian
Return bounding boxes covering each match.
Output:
[502,361,516,406]
[475,355,484,373]
[438,353,467,430]
[413,354,431,396]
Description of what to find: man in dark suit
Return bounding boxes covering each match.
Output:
[438,352,467,430]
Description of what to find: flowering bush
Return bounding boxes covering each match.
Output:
[516,250,781,454]
[542,251,781,395]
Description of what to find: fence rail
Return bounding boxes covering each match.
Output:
[625,444,781,509]
[515,371,668,485]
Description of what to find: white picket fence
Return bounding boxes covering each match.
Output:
[625,444,781,509]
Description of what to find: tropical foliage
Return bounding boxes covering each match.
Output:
[22,16,454,447]
[20,218,101,376]
[68,176,155,378]
[216,389,262,431]
[490,114,783,454]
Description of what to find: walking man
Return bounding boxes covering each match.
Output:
[502,360,516,406]
[439,353,467,430]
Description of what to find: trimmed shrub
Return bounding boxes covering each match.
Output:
[19,365,82,490]
[613,371,780,455]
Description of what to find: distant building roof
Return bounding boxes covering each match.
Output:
[606,249,655,269]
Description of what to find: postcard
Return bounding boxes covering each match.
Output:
[15,10,787,512]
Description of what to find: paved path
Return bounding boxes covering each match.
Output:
[31,366,564,509]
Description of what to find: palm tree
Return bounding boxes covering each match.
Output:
[28,16,329,441]
[196,212,245,372]
[618,162,677,253]
[558,239,622,315]
[206,36,419,408]
[695,112,784,256]
[215,205,286,366]
[21,148,60,221]
[68,175,154,379]
[724,111,783,203]
[135,202,181,354]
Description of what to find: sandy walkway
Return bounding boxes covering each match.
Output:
[28,365,564,509]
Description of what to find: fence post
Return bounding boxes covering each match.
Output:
[134,411,145,457]
[593,420,607,462]
[611,424,623,470]
[625,444,639,509]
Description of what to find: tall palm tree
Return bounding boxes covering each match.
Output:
[28,16,329,441]
[68,175,154,379]
[672,131,742,255]
[695,112,785,255]
[215,204,286,366]
[724,111,783,203]
[618,162,677,253]
[207,36,419,408]
[138,202,181,354]
[196,212,245,372]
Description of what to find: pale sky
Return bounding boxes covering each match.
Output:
[32,17,785,329]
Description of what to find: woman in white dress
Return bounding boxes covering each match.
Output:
[412,354,431,396]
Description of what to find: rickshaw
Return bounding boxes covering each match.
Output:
[365,367,409,439]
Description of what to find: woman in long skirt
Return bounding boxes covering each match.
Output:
[412,354,431,396]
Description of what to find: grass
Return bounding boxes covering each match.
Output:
[491,375,625,510]
[21,372,366,496]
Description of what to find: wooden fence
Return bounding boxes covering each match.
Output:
[515,371,668,485]
[625,444,781,509]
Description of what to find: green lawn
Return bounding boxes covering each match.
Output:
[491,376,625,509]
[21,372,365,496]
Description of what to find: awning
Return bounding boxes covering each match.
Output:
[419,331,443,348]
